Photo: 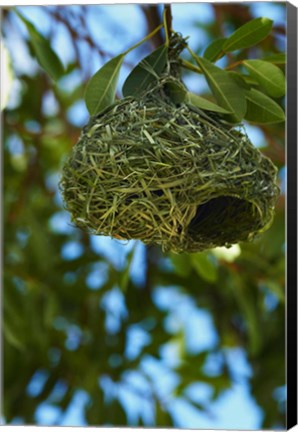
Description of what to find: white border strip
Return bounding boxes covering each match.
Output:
[2,423,296,430]
[0,0,284,5]
[0,1,295,432]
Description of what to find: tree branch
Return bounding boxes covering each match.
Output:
[141,5,164,48]
[164,4,173,43]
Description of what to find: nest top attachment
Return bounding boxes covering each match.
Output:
[60,77,279,253]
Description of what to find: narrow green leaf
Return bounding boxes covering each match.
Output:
[265,281,285,303]
[155,404,173,426]
[191,252,218,283]
[244,88,285,124]
[186,92,231,113]
[16,11,64,81]
[194,56,246,122]
[85,54,125,115]
[203,38,226,62]
[263,53,286,65]
[122,45,168,97]
[44,294,58,327]
[184,398,205,412]
[232,275,261,355]
[3,321,25,351]
[204,372,232,399]
[119,246,136,292]
[223,17,273,52]
[243,59,285,98]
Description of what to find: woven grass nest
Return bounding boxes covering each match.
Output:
[61,75,279,253]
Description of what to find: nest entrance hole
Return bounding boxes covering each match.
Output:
[188,196,260,243]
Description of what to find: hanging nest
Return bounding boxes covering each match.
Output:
[60,82,279,253]
[60,38,279,254]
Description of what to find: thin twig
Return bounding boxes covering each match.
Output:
[164,4,172,44]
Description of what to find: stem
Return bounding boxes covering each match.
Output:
[187,45,201,64]
[123,23,164,55]
[181,59,202,74]
[214,50,225,62]
[225,60,243,70]
[163,4,172,46]
[184,46,243,74]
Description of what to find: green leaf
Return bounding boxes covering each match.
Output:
[85,54,125,115]
[186,92,231,113]
[223,17,273,52]
[3,321,25,351]
[155,403,173,426]
[193,56,246,122]
[44,294,58,328]
[108,399,127,425]
[119,246,136,292]
[165,80,187,103]
[263,53,286,65]
[265,281,285,303]
[229,71,259,88]
[232,276,261,355]
[16,11,64,81]
[244,88,285,124]
[202,371,232,399]
[170,252,192,277]
[191,253,218,283]
[228,71,251,89]
[243,60,285,98]
[203,38,226,62]
[122,45,168,97]
[183,397,205,412]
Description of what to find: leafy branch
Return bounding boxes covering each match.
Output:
[83,12,285,124]
[12,6,286,124]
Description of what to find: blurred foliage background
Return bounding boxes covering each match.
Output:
[2,2,286,429]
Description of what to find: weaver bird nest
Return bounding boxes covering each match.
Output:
[60,75,279,253]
